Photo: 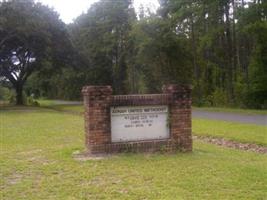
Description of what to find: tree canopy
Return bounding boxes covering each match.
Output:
[0,0,266,108]
[0,0,72,104]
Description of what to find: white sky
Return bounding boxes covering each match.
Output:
[36,0,160,24]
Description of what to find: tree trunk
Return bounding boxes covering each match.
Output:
[15,84,24,105]
[191,18,201,104]
[231,0,238,81]
[225,1,235,104]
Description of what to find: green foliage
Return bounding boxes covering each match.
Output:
[0,85,12,101]
[66,0,192,95]
[158,0,267,109]
[1,0,265,110]
[210,88,228,107]
[69,0,135,94]
[246,22,267,108]
[5,90,40,106]
[25,68,85,100]
[131,17,192,92]
[0,0,72,104]
[26,95,39,106]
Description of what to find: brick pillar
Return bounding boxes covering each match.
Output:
[162,84,192,152]
[82,86,112,153]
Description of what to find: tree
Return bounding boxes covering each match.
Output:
[70,0,135,94]
[0,0,71,104]
[238,1,267,108]
[131,17,192,93]
[157,0,267,108]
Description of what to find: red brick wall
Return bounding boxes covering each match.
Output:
[82,86,112,152]
[82,84,192,154]
[162,84,192,151]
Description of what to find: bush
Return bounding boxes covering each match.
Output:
[244,90,267,109]
[8,92,16,104]
[0,86,12,101]
[7,91,29,105]
[27,96,40,106]
[212,88,228,107]
[201,88,228,107]
[1,86,39,106]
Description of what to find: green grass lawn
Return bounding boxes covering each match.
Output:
[193,119,267,146]
[38,99,84,113]
[1,106,267,199]
[46,104,84,113]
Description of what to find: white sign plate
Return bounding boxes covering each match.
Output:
[111,105,170,142]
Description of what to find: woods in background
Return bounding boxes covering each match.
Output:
[0,0,266,108]
[158,0,267,108]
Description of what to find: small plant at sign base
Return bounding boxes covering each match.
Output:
[159,145,168,153]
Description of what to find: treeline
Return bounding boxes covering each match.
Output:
[158,0,267,108]
[0,0,266,108]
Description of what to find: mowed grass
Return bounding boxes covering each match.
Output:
[193,119,267,146]
[38,99,84,114]
[0,107,267,199]
[46,104,84,113]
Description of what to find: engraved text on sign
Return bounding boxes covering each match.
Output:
[111,106,170,142]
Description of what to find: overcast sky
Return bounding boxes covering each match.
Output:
[36,0,160,24]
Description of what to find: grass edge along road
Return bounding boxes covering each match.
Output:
[193,106,267,115]
[1,106,267,199]
[193,118,267,147]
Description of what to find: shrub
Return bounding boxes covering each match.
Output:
[0,86,12,101]
[27,95,40,106]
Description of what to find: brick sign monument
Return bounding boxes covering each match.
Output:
[82,84,192,154]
